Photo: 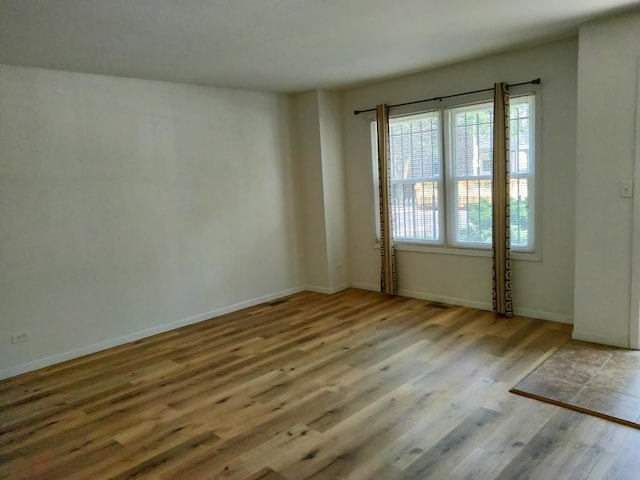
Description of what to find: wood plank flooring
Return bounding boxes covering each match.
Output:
[1,288,639,479]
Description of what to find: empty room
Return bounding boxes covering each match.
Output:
[2,1,640,479]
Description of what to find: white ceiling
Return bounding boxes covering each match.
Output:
[1,0,639,93]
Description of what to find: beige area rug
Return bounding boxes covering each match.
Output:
[511,340,640,429]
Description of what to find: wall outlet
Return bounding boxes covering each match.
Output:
[620,180,633,198]
[11,331,31,344]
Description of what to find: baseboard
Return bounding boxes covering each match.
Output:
[513,307,573,324]
[394,288,573,324]
[351,284,492,312]
[572,330,630,349]
[349,282,379,292]
[398,288,492,311]
[0,286,304,381]
[305,284,350,295]
[329,284,350,294]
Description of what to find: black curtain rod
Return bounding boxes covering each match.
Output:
[353,78,541,115]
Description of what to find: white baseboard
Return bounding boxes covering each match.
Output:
[305,284,350,295]
[330,284,350,294]
[398,288,492,311]
[376,287,573,324]
[349,282,379,292]
[0,286,304,381]
[572,330,630,349]
[513,307,573,324]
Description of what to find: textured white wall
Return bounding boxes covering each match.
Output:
[574,11,640,347]
[0,65,302,377]
[341,39,578,321]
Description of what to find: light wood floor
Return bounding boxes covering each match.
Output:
[1,289,639,479]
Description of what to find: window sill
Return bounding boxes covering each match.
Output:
[373,242,541,262]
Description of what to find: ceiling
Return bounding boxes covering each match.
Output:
[1,0,639,93]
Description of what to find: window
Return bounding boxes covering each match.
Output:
[509,96,535,250]
[373,94,535,252]
[448,102,495,247]
[388,112,442,242]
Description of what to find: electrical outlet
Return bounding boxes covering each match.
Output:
[620,180,633,198]
[11,331,31,344]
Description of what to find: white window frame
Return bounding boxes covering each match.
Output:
[445,101,496,250]
[509,95,536,253]
[388,110,444,245]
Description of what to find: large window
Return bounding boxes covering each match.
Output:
[373,94,535,252]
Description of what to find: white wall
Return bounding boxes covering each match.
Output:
[292,90,349,293]
[342,39,578,322]
[292,91,331,291]
[574,10,640,348]
[317,91,349,290]
[0,65,302,378]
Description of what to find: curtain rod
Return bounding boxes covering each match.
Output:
[353,78,541,115]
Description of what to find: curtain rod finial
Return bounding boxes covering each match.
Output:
[532,78,541,85]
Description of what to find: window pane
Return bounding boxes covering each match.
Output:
[449,96,534,249]
[390,114,441,181]
[510,99,531,174]
[452,106,494,178]
[509,96,534,250]
[450,103,493,246]
[387,112,442,242]
[510,178,529,247]
[391,182,440,241]
[454,179,493,244]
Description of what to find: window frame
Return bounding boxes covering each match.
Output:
[387,110,444,245]
[445,100,496,250]
[370,88,540,259]
[508,95,536,253]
